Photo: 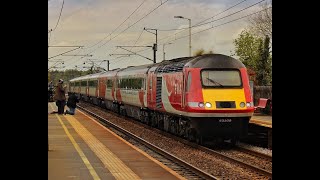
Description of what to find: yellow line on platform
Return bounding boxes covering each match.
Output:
[79,109,187,180]
[49,103,101,180]
[250,119,272,128]
[65,114,141,180]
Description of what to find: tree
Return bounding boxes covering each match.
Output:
[48,69,91,84]
[248,1,272,42]
[233,31,272,85]
[233,30,261,69]
[233,1,272,85]
[256,35,271,85]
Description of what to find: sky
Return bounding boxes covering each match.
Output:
[48,0,270,71]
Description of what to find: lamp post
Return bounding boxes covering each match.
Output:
[174,16,191,57]
[163,42,173,60]
[102,60,110,71]
[143,28,158,63]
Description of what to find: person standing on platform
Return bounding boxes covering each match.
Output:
[54,79,66,114]
[64,92,79,115]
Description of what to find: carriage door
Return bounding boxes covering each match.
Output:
[96,79,99,97]
[147,75,152,105]
[86,80,89,96]
[184,71,192,109]
[156,76,162,109]
[113,78,117,101]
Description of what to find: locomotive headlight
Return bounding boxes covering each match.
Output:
[246,102,251,107]
[240,102,245,108]
[198,102,204,108]
[205,102,212,108]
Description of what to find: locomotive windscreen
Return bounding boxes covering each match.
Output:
[201,70,242,87]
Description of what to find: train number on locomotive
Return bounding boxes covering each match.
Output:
[219,118,232,123]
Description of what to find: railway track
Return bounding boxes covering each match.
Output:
[78,102,272,179]
[236,146,272,161]
[202,146,272,177]
[151,127,272,177]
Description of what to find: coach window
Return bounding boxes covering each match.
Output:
[89,80,94,87]
[131,78,136,89]
[125,78,129,89]
[118,79,121,88]
[81,81,87,87]
[119,79,123,89]
[128,78,133,89]
[139,78,143,90]
[106,79,112,89]
[121,79,125,89]
[186,72,192,92]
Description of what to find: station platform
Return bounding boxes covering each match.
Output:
[249,113,272,149]
[48,102,185,180]
[250,113,272,128]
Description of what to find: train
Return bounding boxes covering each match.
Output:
[68,54,254,144]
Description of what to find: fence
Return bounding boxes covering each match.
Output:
[253,86,272,105]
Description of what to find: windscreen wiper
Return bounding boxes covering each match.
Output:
[206,78,223,87]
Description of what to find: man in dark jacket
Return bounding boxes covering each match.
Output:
[64,92,79,115]
[54,79,66,114]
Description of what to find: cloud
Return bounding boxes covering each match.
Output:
[49,0,262,70]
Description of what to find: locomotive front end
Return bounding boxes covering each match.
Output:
[184,54,254,141]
